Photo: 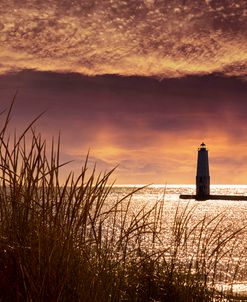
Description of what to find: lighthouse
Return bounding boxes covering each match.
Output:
[196,142,210,200]
[180,143,247,201]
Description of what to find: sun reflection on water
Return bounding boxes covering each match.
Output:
[109,184,247,296]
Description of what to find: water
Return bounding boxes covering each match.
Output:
[108,184,247,298]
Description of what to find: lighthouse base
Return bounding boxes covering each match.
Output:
[180,194,247,201]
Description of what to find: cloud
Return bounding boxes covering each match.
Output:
[1,71,247,183]
[0,0,247,78]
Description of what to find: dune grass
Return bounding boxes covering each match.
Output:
[0,103,246,301]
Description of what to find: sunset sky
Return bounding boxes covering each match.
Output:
[0,0,247,184]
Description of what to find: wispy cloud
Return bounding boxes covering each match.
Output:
[1,0,247,78]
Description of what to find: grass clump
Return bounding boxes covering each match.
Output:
[0,104,246,301]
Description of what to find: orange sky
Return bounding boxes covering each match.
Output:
[0,1,247,184]
[0,1,247,78]
[1,72,247,184]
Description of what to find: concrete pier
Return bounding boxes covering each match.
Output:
[180,194,247,201]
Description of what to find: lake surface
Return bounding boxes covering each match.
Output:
[108,185,247,298]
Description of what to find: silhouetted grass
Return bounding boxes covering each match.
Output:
[0,103,246,301]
